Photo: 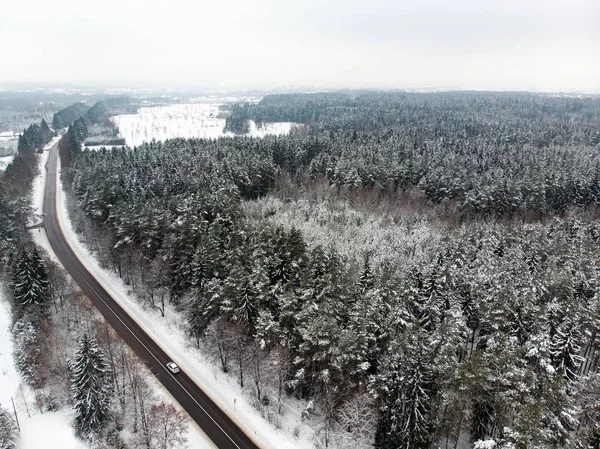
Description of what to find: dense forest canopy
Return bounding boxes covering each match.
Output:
[52,102,90,129]
[221,92,600,216]
[67,91,600,448]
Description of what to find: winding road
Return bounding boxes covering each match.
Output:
[42,141,261,449]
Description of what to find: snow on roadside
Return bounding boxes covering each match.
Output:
[44,136,62,151]
[0,285,88,449]
[29,145,61,264]
[0,287,19,415]
[136,369,217,449]
[56,157,314,448]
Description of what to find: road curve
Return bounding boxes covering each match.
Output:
[42,141,261,449]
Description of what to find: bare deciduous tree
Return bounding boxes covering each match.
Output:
[334,392,377,449]
[146,402,188,449]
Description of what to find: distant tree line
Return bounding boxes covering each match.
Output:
[17,119,53,154]
[222,92,600,217]
[52,102,89,129]
[223,103,251,134]
[59,117,88,167]
[86,101,108,124]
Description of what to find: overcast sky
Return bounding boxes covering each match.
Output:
[1,0,598,92]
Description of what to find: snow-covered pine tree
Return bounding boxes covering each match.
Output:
[550,316,584,384]
[0,407,17,449]
[10,247,50,310]
[30,248,50,302]
[374,327,436,449]
[11,318,40,385]
[69,334,113,438]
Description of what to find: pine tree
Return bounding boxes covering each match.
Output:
[69,334,113,438]
[10,248,50,309]
[40,119,53,146]
[357,254,375,293]
[374,327,436,449]
[0,408,16,449]
[550,316,583,384]
[11,318,40,385]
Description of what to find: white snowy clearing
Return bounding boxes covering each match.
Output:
[0,155,14,171]
[111,102,299,147]
[54,156,316,448]
[0,285,88,449]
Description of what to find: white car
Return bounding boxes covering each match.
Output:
[166,362,180,374]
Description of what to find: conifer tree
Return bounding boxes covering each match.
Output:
[10,248,50,309]
[550,317,583,384]
[69,334,113,438]
[375,328,436,449]
[11,318,40,384]
[0,407,17,449]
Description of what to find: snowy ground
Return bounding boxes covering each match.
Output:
[111,103,228,146]
[247,120,300,138]
[55,157,317,448]
[0,285,88,449]
[0,154,15,171]
[0,132,19,157]
[111,102,299,147]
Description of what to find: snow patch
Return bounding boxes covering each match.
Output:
[0,155,14,171]
[29,147,60,264]
[247,120,298,138]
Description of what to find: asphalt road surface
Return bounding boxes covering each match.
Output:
[42,141,261,449]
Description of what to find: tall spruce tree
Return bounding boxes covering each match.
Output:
[0,407,17,449]
[10,247,50,309]
[69,334,113,438]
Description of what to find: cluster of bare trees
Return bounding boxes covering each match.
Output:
[37,258,189,448]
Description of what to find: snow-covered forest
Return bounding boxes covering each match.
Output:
[60,91,600,448]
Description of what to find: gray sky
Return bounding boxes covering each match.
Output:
[2,0,599,92]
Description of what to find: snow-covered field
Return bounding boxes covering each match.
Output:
[247,120,300,138]
[55,157,316,448]
[0,131,18,143]
[112,103,226,146]
[0,155,14,170]
[0,286,88,449]
[111,102,299,147]
[0,131,19,157]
